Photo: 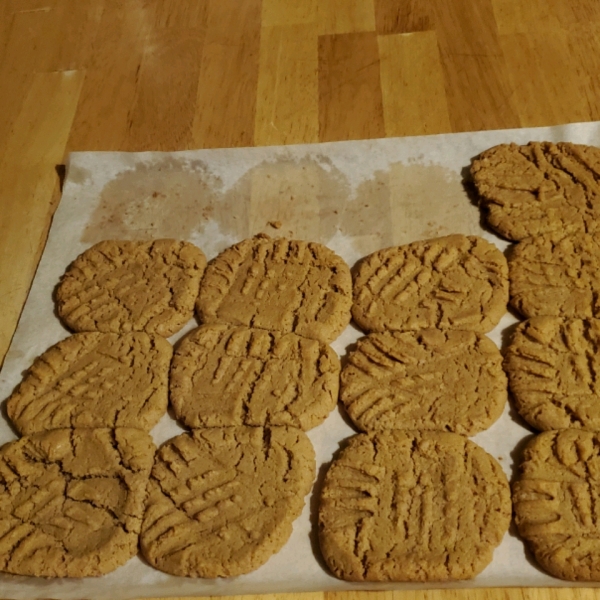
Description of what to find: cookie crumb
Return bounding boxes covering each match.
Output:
[268,220,282,229]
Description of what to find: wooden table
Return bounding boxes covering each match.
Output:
[1,1,600,599]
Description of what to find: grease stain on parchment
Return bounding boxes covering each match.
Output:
[83,154,478,263]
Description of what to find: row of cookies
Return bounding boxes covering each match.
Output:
[472,142,600,581]
[319,234,513,581]
[1,236,353,578]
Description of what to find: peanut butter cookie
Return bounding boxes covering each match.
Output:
[6,332,172,435]
[513,430,600,581]
[509,231,600,319]
[56,239,206,336]
[340,329,506,435]
[170,325,339,430]
[0,428,155,577]
[352,235,508,334]
[471,142,600,241]
[319,431,511,581]
[505,317,600,431]
[196,235,352,344]
[140,427,315,577]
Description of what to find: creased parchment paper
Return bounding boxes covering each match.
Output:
[2,122,600,599]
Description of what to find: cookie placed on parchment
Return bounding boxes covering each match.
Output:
[513,430,600,581]
[352,235,508,334]
[340,329,506,435]
[196,235,352,344]
[170,325,339,430]
[505,317,600,431]
[471,142,600,241]
[0,428,155,577]
[6,332,172,435]
[56,239,206,337]
[140,427,315,577]
[509,231,600,319]
[318,430,511,582]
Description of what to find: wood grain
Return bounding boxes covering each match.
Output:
[254,24,319,145]
[66,3,152,151]
[318,32,385,141]
[2,3,600,599]
[192,0,262,148]
[375,0,432,34]
[0,70,83,368]
[317,0,376,35]
[378,31,451,136]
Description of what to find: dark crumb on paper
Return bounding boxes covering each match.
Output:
[268,220,282,229]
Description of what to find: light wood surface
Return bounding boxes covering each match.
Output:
[1,1,600,599]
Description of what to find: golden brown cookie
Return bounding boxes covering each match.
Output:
[509,231,600,319]
[471,142,600,241]
[0,428,155,577]
[352,235,508,334]
[6,332,172,435]
[140,427,315,577]
[319,431,510,581]
[170,325,339,430]
[196,235,352,344]
[56,239,206,337]
[505,317,600,430]
[340,329,506,435]
[513,430,600,581]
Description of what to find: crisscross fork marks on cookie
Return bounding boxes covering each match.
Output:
[352,235,508,334]
[140,427,315,578]
[56,240,206,336]
[196,236,352,343]
[505,317,600,430]
[319,431,510,582]
[513,430,600,581]
[170,325,339,430]
[7,333,172,435]
[471,142,600,241]
[340,330,506,435]
[0,429,155,577]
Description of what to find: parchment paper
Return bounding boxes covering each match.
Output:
[2,122,600,598]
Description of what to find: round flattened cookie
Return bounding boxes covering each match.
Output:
[505,317,600,431]
[352,235,508,334]
[509,231,600,319]
[471,142,600,241]
[6,332,172,435]
[170,325,339,430]
[513,430,600,581]
[0,428,155,578]
[340,329,506,435]
[56,239,206,337]
[140,427,315,577]
[319,431,511,582]
[196,235,352,344]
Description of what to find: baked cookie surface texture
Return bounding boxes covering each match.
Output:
[513,430,600,581]
[56,239,206,337]
[170,325,339,430]
[505,317,600,431]
[352,235,508,334]
[340,329,506,435]
[509,231,600,319]
[196,236,352,343]
[7,332,172,435]
[140,426,315,577]
[471,142,600,241]
[0,428,155,577]
[319,431,511,582]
